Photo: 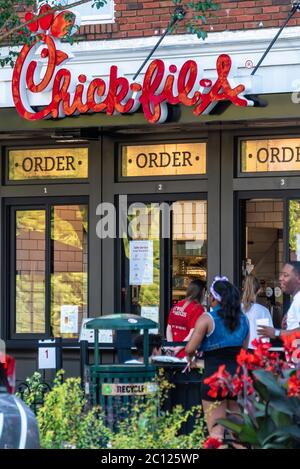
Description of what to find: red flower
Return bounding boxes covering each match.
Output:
[204,365,232,399]
[203,437,223,449]
[287,373,300,397]
[230,373,254,397]
[282,333,300,365]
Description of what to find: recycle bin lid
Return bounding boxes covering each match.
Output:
[86,314,158,330]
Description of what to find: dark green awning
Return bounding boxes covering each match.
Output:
[0,94,298,132]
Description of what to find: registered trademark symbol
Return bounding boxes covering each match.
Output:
[245,60,254,69]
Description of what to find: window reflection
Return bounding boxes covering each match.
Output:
[289,200,300,261]
[51,205,88,338]
[16,210,46,334]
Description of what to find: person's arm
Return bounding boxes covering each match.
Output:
[185,314,210,359]
[166,324,173,342]
[172,328,195,356]
[243,333,250,350]
[173,304,206,356]
[281,314,287,330]
[257,325,300,339]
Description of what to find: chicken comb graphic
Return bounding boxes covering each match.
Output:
[24,4,77,38]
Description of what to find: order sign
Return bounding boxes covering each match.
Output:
[102,382,158,396]
[8,147,88,181]
[122,142,206,178]
[241,138,300,173]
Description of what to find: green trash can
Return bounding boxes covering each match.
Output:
[86,314,158,429]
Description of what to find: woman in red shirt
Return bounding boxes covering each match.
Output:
[166,279,206,358]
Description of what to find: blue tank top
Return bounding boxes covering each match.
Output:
[200,305,249,352]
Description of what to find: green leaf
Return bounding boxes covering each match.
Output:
[217,418,242,435]
[263,425,300,446]
[253,370,286,398]
[263,443,289,449]
[256,419,277,445]
[269,398,296,417]
[253,379,270,402]
[239,425,259,445]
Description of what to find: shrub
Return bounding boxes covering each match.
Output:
[37,372,111,449]
[19,370,206,449]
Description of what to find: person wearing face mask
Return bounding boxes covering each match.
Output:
[185,276,249,441]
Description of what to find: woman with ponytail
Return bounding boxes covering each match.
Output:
[185,276,249,441]
[241,275,273,349]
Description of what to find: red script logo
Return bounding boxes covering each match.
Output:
[12,7,253,124]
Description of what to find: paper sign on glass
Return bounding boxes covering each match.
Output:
[129,240,153,285]
[141,306,159,333]
[79,318,113,344]
[79,318,95,343]
[60,305,79,334]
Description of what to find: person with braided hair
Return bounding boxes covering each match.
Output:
[185,276,249,441]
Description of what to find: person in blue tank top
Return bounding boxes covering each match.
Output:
[185,276,249,442]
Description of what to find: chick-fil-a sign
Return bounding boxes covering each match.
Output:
[12,7,253,124]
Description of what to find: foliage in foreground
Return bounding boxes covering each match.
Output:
[19,369,206,449]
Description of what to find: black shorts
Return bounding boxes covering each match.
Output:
[200,347,241,402]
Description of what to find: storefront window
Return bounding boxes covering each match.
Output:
[289,200,300,261]
[13,202,88,338]
[120,198,207,330]
[51,205,88,338]
[172,201,207,305]
[243,199,284,328]
[16,210,46,334]
[123,204,160,328]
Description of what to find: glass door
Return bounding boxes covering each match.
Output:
[240,198,284,328]
[121,203,161,328]
[120,196,207,331]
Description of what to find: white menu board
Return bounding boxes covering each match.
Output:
[129,240,153,285]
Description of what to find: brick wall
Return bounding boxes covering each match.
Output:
[246,199,283,288]
[16,1,298,43]
[79,0,298,42]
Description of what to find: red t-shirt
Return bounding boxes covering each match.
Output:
[168,299,204,358]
